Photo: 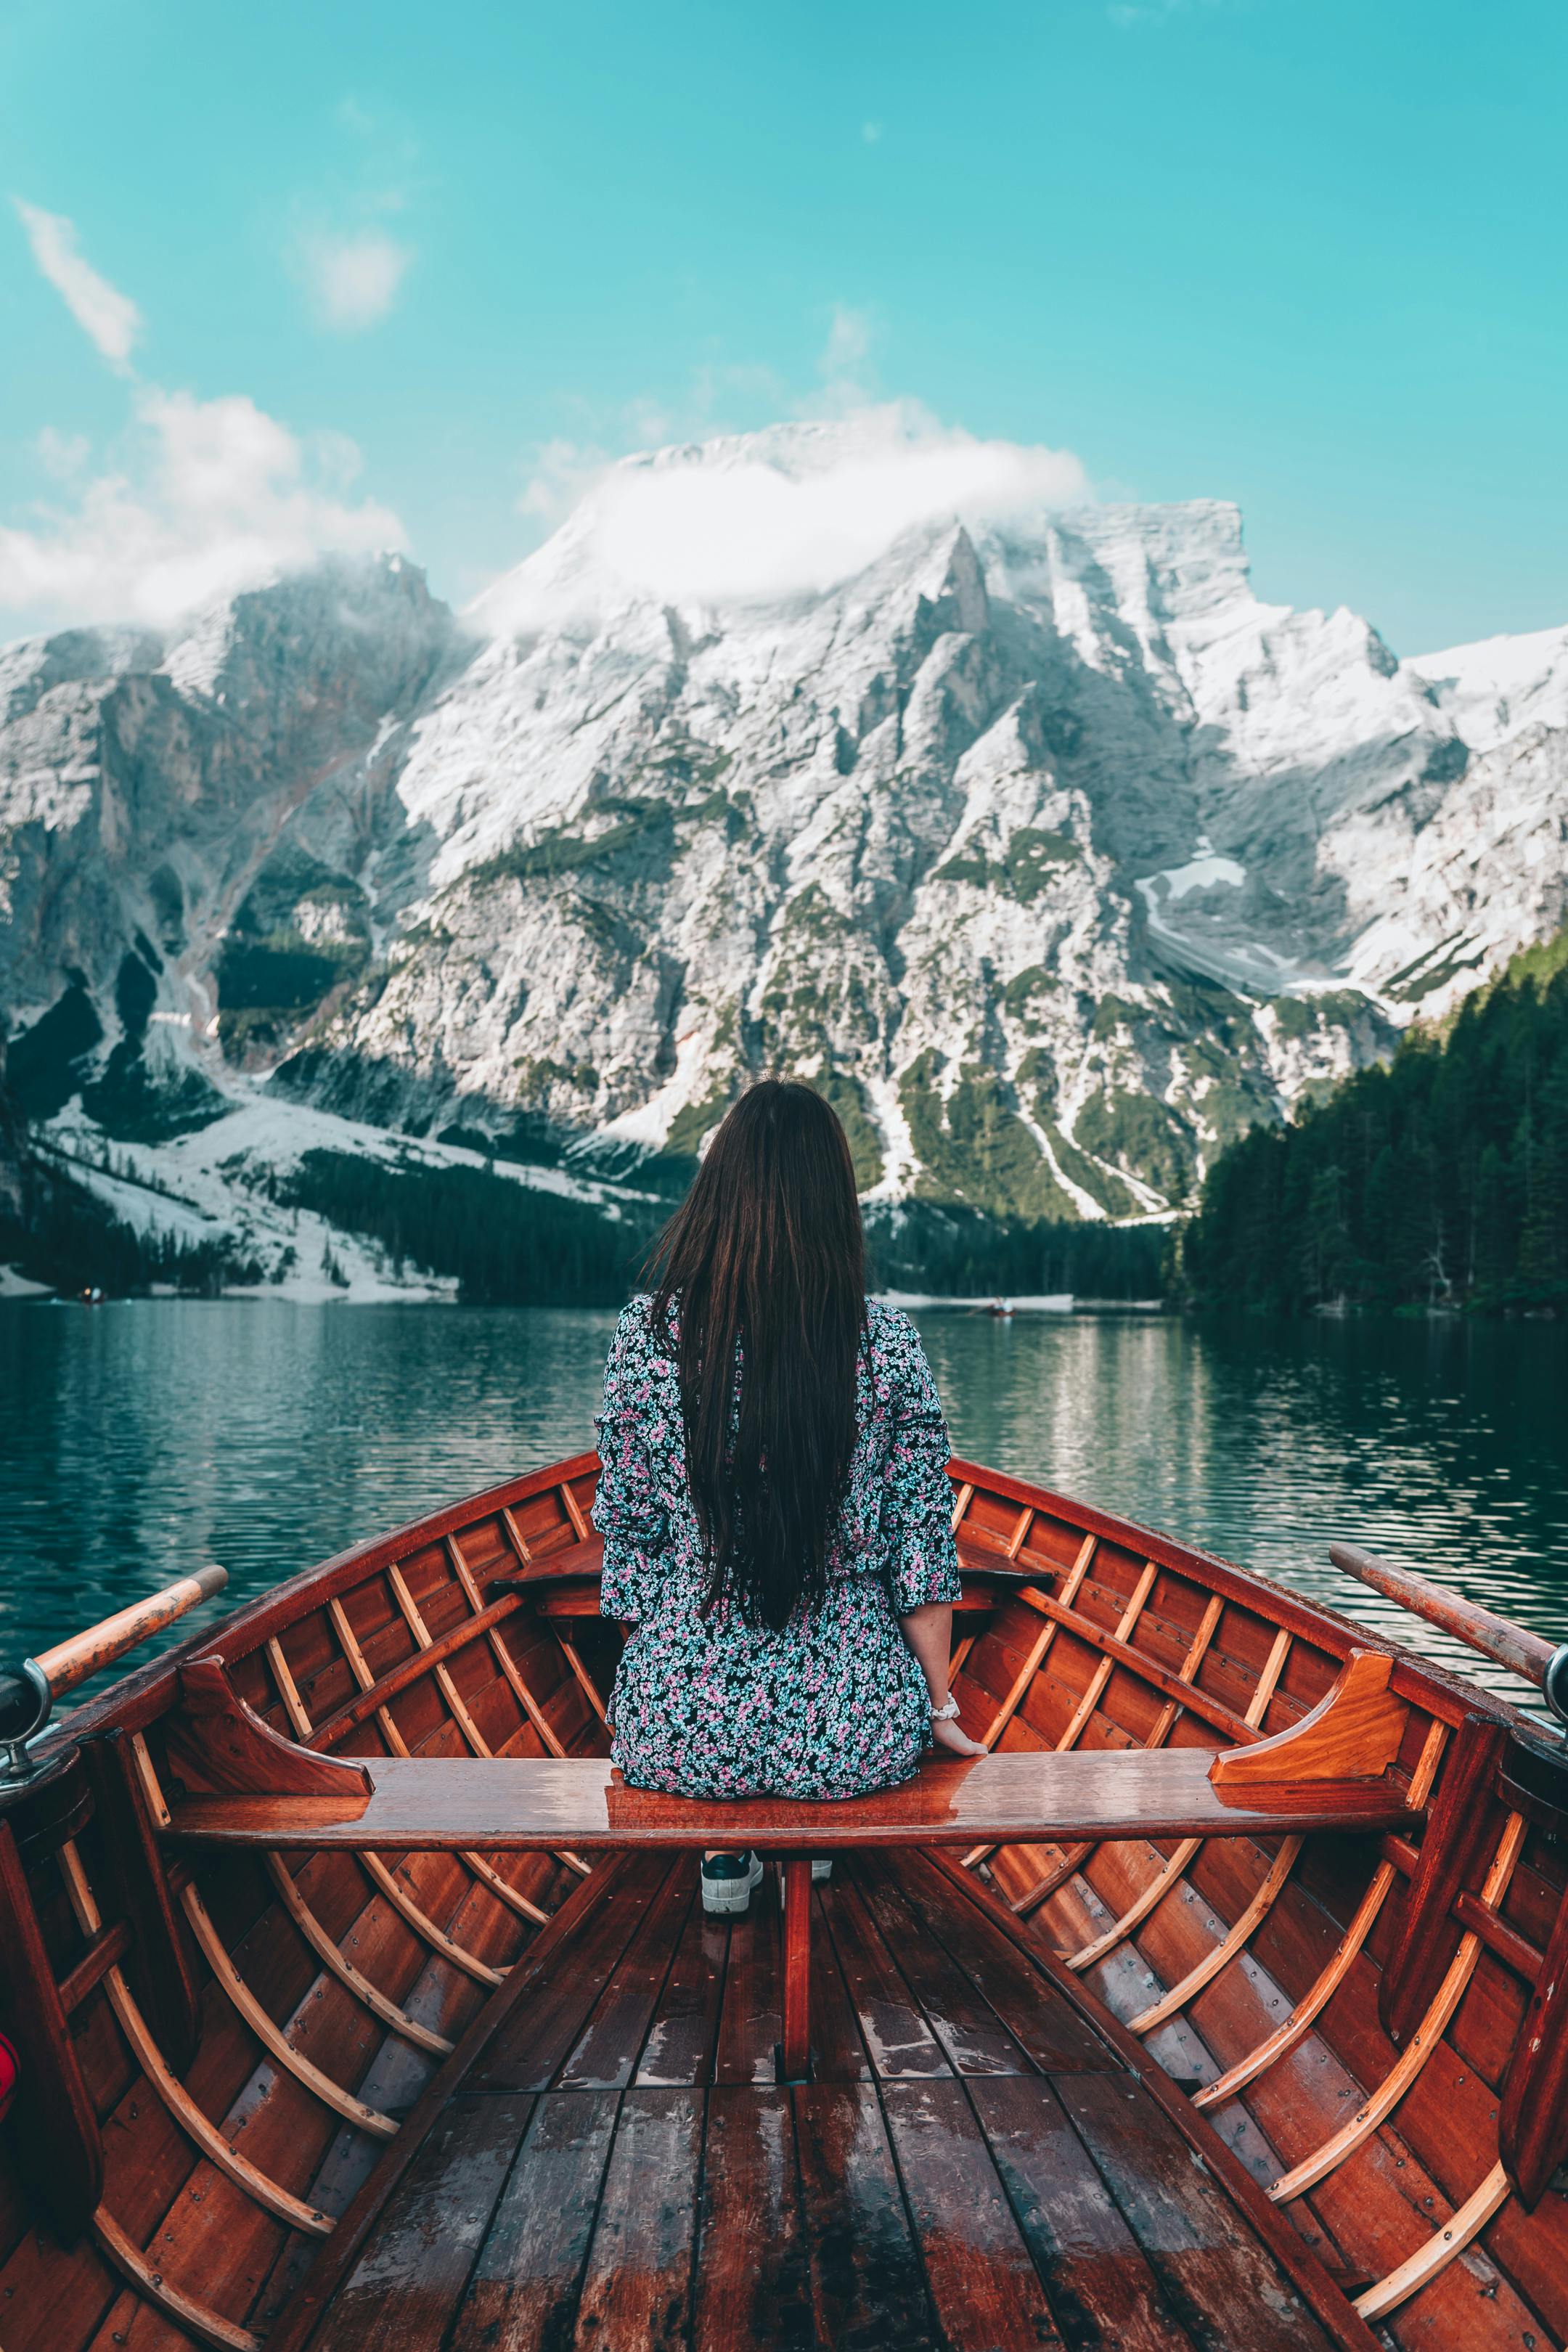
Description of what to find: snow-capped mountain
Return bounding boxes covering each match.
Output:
[3,418,1566,1270]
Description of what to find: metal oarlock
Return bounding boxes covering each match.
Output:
[0,1659,52,1784]
[1544,1641,1568,1748]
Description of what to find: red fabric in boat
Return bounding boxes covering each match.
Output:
[0,2029,16,2124]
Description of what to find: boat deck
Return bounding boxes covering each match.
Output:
[309,1848,1343,2352]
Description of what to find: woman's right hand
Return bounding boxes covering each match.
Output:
[931,1712,987,1759]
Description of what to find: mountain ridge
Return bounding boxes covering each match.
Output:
[2,422,1566,1288]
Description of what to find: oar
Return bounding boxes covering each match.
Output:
[0,1564,229,1780]
[1329,1542,1568,1728]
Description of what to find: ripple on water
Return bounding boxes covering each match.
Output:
[1,1301,1564,1720]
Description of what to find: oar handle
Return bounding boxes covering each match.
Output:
[1329,1543,1566,1721]
[32,1564,229,1699]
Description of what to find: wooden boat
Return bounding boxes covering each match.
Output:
[2,1448,1567,2352]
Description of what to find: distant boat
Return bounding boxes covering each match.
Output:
[984,1296,1015,1317]
[2,1454,1565,2349]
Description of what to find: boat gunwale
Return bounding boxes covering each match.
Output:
[32,1450,603,1749]
[29,1446,1538,1766]
[944,1453,1535,1734]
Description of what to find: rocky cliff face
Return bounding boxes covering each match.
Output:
[3,423,1566,1249]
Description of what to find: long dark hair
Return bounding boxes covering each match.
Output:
[648,1080,866,1631]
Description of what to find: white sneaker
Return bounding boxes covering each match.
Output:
[701,1851,764,1914]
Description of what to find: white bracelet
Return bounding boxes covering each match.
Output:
[930,1694,960,1721]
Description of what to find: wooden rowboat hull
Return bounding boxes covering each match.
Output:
[1,1450,1565,2352]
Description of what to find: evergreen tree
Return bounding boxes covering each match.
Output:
[1182,931,1568,1314]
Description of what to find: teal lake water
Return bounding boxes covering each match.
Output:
[1,1301,1564,1716]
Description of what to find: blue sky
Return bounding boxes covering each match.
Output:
[1,0,1564,651]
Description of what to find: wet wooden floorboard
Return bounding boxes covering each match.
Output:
[311,1851,1338,2352]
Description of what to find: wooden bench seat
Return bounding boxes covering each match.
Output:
[164,1750,1416,2086]
[156,1647,1422,2083]
[161,1746,1416,1854]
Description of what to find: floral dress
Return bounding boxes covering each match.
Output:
[592,1296,963,1800]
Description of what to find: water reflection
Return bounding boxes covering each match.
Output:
[0,1301,1563,1717]
[922,1312,1568,1712]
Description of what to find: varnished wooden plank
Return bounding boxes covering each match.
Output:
[264,1853,454,2056]
[1193,1716,1449,2112]
[571,2086,703,2351]
[714,1875,783,2086]
[891,1851,1114,2075]
[162,1745,1417,1852]
[1209,1651,1408,1797]
[1126,1837,1303,2035]
[83,1729,203,2068]
[855,1853,1032,2075]
[1380,1712,1508,2045]
[56,1839,334,2241]
[693,2087,814,2351]
[881,2078,1065,2351]
[311,2092,531,2351]
[181,1882,400,2139]
[971,2074,1193,2352]
[447,2091,618,2352]
[802,1879,872,2083]
[793,2082,939,2351]
[474,1856,677,2093]
[91,2206,259,2351]
[920,1850,1382,2352]
[558,1863,695,2089]
[780,1858,813,2083]
[1354,2157,1514,2322]
[1500,1850,1568,2204]
[635,1882,728,2086]
[1056,2071,1342,2352]
[1269,1813,1526,2202]
[266,1854,634,2352]
[818,1871,950,2079]
[0,1818,103,2236]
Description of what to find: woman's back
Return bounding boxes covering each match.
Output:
[595,1289,963,1799]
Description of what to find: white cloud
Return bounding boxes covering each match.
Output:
[12,199,143,372]
[861,121,883,144]
[822,303,872,381]
[483,405,1091,629]
[1,385,405,632]
[301,229,412,332]
[34,426,91,479]
[519,436,617,531]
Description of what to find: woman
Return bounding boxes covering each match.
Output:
[592,1079,986,1915]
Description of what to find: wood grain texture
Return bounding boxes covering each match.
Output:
[881,2077,1066,2351]
[161,1744,1418,1853]
[1499,1850,1568,2205]
[920,1850,1384,2352]
[793,2081,939,2351]
[33,1566,229,1700]
[693,2087,814,2352]
[971,2073,1193,2352]
[1057,2070,1342,2352]
[1379,1712,1508,2044]
[1209,1649,1408,1798]
[81,1728,203,2068]
[780,1857,813,2083]
[446,2091,618,2352]
[309,2092,530,2352]
[164,1657,373,1802]
[264,1853,634,2352]
[1330,1543,1556,1689]
[568,2086,703,2352]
